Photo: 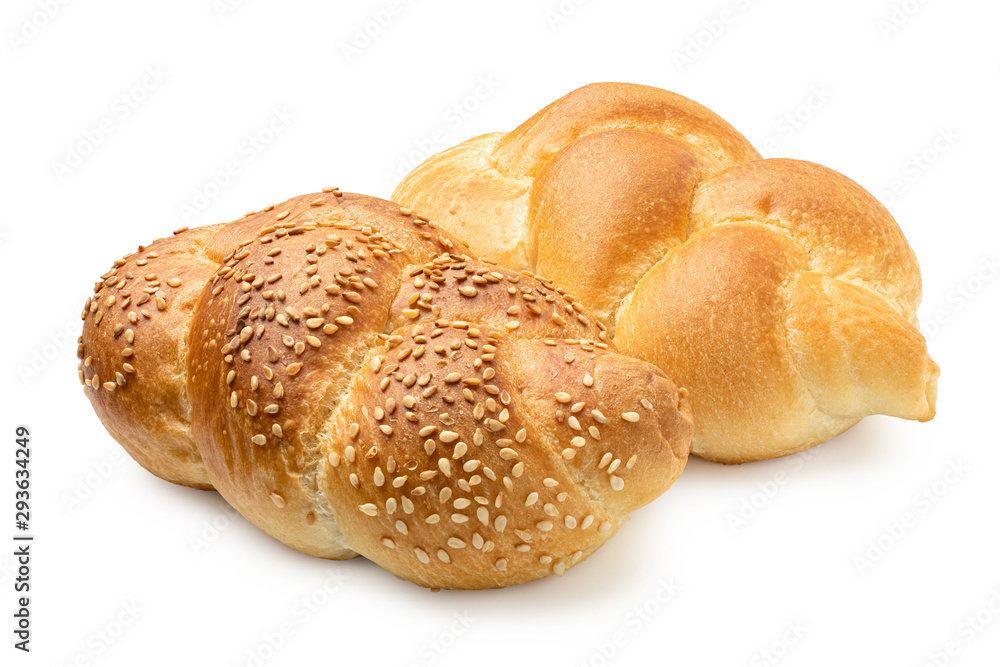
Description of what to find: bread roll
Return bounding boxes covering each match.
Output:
[393,82,939,463]
[78,190,692,588]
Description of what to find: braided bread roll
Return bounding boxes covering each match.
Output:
[77,191,692,588]
[393,82,939,463]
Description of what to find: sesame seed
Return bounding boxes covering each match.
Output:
[439,430,459,443]
[610,476,625,491]
[627,455,638,469]
[543,478,559,487]
[395,520,408,535]
[591,409,607,424]
[414,547,430,563]
[621,412,640,422]
[270,493,286,508]
[599,453,612,468]
[359,503,378,516]
[608,458,621,473]
[554,392,571,403]
[251,434,266,445]
[583,373,594,387]
[561,449,576,459]
[373,468,385,486]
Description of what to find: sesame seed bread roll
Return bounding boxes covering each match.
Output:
[325,320,689,588]
[393,82,939,464]
[78,190,692,588]
[78,224,226,489]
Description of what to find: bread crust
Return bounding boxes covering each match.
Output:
[393,82,939,463]
[79,190,692,587]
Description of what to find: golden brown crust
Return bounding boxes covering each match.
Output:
[79,224,224,489]
[79,190,692,588]
[393,82,939,464]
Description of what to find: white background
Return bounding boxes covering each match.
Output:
[2,1,998,665]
